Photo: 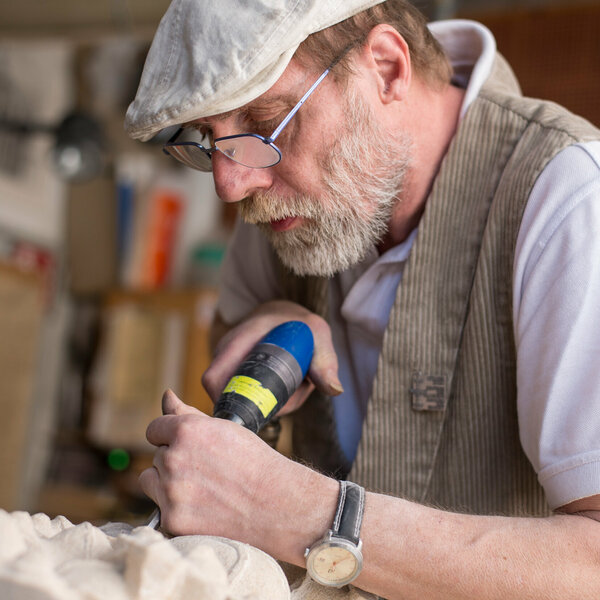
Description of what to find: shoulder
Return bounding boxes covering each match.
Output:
[479,55,600,144]
[518,141,600,254]
[514,140,600,325]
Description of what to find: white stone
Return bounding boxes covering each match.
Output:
[58,559,130,600]
[0,511,378,600]
[172,535,290,600]
[0,547,79,600]
[31,512,73,538]
[0,509,26,562]
[51,521,114,564]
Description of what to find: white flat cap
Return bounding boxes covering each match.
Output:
[125,0,386,141]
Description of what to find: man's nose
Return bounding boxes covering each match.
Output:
[212,150,274,203]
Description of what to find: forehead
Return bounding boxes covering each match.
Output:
[189,59,316,126]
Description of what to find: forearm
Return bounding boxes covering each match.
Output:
[143,399,600,599]
[353,492,600,600]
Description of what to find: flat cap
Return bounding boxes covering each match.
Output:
[125,0,386,141]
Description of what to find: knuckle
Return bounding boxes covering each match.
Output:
[161,450,181,474]
[201,369,215,395]
[145,419,160,442]
[174,415,199,442]
[163,479,181,503]
[305,313,329,336]
[138,468,154,492]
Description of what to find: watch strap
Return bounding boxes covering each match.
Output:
[331,480,365,545]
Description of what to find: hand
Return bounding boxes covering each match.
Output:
[202,300,343,415]
[139,390,338,562]
[140,390,267,538]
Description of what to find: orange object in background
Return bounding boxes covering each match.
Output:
[139,188,183,289]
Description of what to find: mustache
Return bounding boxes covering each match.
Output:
[238,191,323,224]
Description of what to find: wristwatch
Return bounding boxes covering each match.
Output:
[304,480,365,587]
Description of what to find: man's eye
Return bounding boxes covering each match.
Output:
[249,112,286,134]
[195,130,214,146]
[196,127,213,144]
[181,126,210,145]
[251,119,278,135]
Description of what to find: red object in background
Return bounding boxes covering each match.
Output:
[10,242,55,306]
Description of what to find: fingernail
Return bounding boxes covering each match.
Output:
[161,389,174,414]
[328,381,344,396]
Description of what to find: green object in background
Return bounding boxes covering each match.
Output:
[189,241,226,287]
[107,448,131,471]
[193,243,225,265]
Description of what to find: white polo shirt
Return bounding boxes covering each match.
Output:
[217,20,600,510]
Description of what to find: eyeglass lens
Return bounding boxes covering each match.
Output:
[164,144,213,171]
[165,135,281,171]
[214,136,281,169]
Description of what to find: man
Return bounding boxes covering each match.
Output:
[125,1,600,598]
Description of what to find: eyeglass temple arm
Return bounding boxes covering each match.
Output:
[268,43,354,144]
[167,127,184,143]
[268,68,331,143]
[162,127,185,155]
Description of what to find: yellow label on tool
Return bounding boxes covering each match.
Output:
[223,375,278,418]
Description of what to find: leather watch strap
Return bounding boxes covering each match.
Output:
[331,481,365,545]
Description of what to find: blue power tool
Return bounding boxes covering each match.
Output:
[214,320,314,433]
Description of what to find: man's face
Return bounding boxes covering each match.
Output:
[238,84,413,277]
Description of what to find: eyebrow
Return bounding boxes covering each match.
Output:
[189,109,240,126]
[189,89,303,128]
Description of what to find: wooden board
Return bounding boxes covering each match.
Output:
[87,288,217,450]
[0,262,44,510]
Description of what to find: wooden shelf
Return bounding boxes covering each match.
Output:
[0,0,171,41]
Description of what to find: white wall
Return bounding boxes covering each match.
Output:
[0,40,73,249]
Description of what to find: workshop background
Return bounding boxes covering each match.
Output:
[0,0,598,525]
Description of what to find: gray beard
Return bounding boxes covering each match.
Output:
[239,91,413,277]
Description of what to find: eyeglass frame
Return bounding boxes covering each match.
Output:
[162,52,348,171]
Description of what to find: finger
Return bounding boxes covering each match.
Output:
[276,379,316,415]
[161,389,201,416]
[138,466,160,504]
[203,315,284,401]
[146,414,185,446]
[152,444,168,474]
[303,318,343,397]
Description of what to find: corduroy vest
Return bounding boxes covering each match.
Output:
[280,54,600,516]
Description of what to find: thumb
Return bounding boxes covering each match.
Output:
[161,389,200,416]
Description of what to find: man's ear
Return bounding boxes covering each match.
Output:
[361,24,411,104]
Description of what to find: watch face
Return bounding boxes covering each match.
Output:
[307,542,361,586]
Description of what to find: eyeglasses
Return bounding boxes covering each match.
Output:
[162,64,334,172]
